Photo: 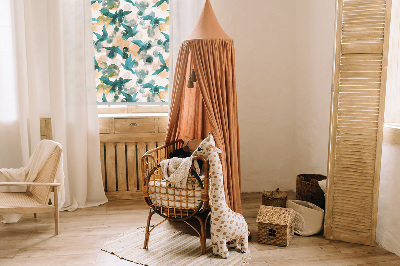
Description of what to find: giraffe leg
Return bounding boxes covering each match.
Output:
[212,241,218,255]
[217,241,229,259]
[227,239,237,249]
[238,235,249,253]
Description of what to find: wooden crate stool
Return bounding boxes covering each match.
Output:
[256,205,296,247]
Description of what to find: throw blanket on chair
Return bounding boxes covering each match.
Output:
[0,140,65,223]
[159,157,200,188]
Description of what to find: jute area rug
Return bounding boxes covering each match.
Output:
[102,226,250,265]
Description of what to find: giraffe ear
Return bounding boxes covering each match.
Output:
[211,145,222,154]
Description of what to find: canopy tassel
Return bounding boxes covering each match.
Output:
[187,69,197,88]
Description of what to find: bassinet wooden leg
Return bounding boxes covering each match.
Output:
[194,214,209,255]
[199,218,206,255]
[144,209,155,249]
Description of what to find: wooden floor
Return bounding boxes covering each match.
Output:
[1,193,399,266]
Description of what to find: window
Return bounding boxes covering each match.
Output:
[92,0,169,104]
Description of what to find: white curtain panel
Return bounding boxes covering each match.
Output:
[168,0,204,101]
[0,0,24,170]
[3,0,107,211]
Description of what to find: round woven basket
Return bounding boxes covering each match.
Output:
[296,174,326,210]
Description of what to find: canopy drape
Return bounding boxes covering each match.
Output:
[166,39,241,213]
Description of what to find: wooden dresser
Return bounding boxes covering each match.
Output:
[98,114,168,200]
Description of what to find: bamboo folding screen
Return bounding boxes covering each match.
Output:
[325,0,392,245]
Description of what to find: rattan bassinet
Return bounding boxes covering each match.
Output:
[141,140,210,254]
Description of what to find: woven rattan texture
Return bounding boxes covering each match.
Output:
[256,205,295,247]
[142,141,209,220]
[148,175,203,214]
[0,193,42,207]
[256,205,296,226]
[262,189,287,208]
[258,223,294,247]
[296,174,326,209]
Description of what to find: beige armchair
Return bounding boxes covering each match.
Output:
[0,145,62,234]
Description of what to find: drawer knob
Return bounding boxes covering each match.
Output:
[129,123,138,127]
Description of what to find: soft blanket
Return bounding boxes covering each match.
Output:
[0,140,65,223]
[159,157,199,188]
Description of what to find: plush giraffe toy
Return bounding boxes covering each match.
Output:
[192,133,248,258]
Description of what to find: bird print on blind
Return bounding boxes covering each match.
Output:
[92,0,170,103]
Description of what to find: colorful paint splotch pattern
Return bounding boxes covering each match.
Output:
[92,0,169,103]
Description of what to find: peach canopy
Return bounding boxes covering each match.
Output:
[166,0,242,212]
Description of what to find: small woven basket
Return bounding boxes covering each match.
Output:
[262,188,287,208]
[296,174,326,209]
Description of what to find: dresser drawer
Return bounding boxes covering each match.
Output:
[114,118,155,133]
[99,117,114,134]
[157,117,168,133]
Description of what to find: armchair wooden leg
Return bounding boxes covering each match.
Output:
[34,213,37,218]
[54,186,59,235]
[144,209,155,249]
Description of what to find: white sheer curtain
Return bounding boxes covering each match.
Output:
[169,0,204,95]
[0,0,23,169]
[0,0,107,211]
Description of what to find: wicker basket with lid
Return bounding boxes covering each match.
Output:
[262,188,287,208]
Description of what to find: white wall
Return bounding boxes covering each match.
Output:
[212,0,335,192]
[212,0,297,192]
[377,142,400,256]
[294,1,335,178]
